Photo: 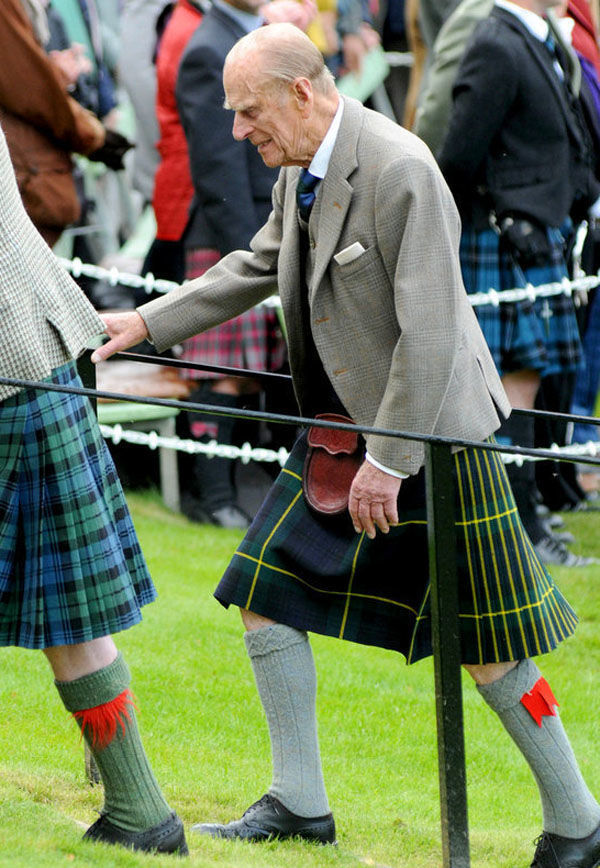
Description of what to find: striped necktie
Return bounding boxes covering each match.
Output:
[296,169,320,222]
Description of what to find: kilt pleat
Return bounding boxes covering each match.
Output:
[0,363,156,649]
[459,225,582,378]
[215,434,577,664]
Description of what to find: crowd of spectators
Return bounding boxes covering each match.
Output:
[1,0,599,563]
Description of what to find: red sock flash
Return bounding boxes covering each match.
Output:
[520,677,559,727]
[73,688,136,750]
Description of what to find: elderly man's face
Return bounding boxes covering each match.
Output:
[224,59,309,168]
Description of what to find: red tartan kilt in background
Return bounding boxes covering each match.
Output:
[179,246,287,381]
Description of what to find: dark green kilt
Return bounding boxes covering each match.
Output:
[214,434,578,664]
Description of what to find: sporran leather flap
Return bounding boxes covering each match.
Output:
[303,413,363,515]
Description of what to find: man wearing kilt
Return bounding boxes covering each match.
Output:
[438,0,600,567]
[96,23,600,866]
[0,126,187,855]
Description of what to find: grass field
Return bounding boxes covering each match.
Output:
[1,489,599,868]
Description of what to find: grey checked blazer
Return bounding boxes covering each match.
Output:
[140,96,510,474]
[0,125,103,402]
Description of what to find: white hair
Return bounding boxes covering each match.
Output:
[226,23,336,96]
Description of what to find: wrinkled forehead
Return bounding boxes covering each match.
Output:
[224,53,260,106]
[223,58,282,112]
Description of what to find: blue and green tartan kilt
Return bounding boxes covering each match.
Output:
[0,362,156,649]
[460,225,582,378]
[215,434,578,664]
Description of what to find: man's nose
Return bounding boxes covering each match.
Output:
[232,113,251,141]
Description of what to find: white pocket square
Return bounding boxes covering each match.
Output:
[334,241,366,265]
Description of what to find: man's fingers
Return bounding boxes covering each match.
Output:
[90,338,123,364]
[371,502,389,535]
[357,500,376,540]
[90,312,149,363]
[384,497,399,528]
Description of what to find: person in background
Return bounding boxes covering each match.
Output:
[414,0,493,154]
[118,0,171,207]
[0,123,187,856]
[172,0,312,529]
[438,0,600,566]
[0,0,129,248]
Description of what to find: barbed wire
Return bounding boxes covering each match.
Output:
[98,421,600,468]
[99,423,290,465]
[57,256,600,309]
[2,374,600,470]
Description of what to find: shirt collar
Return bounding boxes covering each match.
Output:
[213,0,263,33]
[495,0,549,41]
[307,99,344,180]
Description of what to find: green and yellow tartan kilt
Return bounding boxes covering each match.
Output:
[214,434,578,664]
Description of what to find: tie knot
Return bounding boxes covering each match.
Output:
[297,168,320,195]
[544,32,556,55]
[296,169,320,221]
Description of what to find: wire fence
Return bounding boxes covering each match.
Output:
[56,255,600,309]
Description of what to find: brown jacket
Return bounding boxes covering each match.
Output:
[0,0,104,242]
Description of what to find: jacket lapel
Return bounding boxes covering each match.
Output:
[309,97,360,297]
[494,7,583,147]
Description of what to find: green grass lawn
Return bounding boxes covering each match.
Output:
[1,490,599,868]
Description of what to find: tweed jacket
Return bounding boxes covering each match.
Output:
[438,6,600,229]
[139,96,510,474]
[0,126,104,402]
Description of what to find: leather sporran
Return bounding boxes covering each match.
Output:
[302,413,363,515]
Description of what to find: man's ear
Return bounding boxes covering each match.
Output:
[292,77,313,115]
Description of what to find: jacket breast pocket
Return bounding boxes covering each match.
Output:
[334,245,387,284]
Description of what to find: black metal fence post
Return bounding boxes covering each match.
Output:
[76,349,97,415]
[425,441,470,868]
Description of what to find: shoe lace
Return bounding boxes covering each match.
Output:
[531,832,559,866]
[244,794,273,817]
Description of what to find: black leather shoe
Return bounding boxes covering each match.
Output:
[83,811,189,855]
[192,794,336,844]
[531,821,600,867]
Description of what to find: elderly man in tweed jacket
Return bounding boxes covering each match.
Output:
[0,125,187,855]
[95,24,600,866]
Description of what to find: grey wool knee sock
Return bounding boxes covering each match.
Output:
[55,652,172,833]
[477,659,600,838]
[244,624,330,818]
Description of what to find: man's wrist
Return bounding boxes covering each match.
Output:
[365,452,409,479]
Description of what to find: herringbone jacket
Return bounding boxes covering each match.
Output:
[0,125,104,402]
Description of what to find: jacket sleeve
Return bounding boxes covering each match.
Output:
[138,170,285,351]
[0,0,104,154]
[414,0,493,155]
[175,37,264,255]
[437,24,518,203]
[365,153,471,473]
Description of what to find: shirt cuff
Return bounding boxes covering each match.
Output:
[589,196,600,219]
[365,452,409,479]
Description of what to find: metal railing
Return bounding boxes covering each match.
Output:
[2,354,599,868]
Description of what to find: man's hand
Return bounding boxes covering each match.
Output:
[349,461,401,539]
[90,311,150,363]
